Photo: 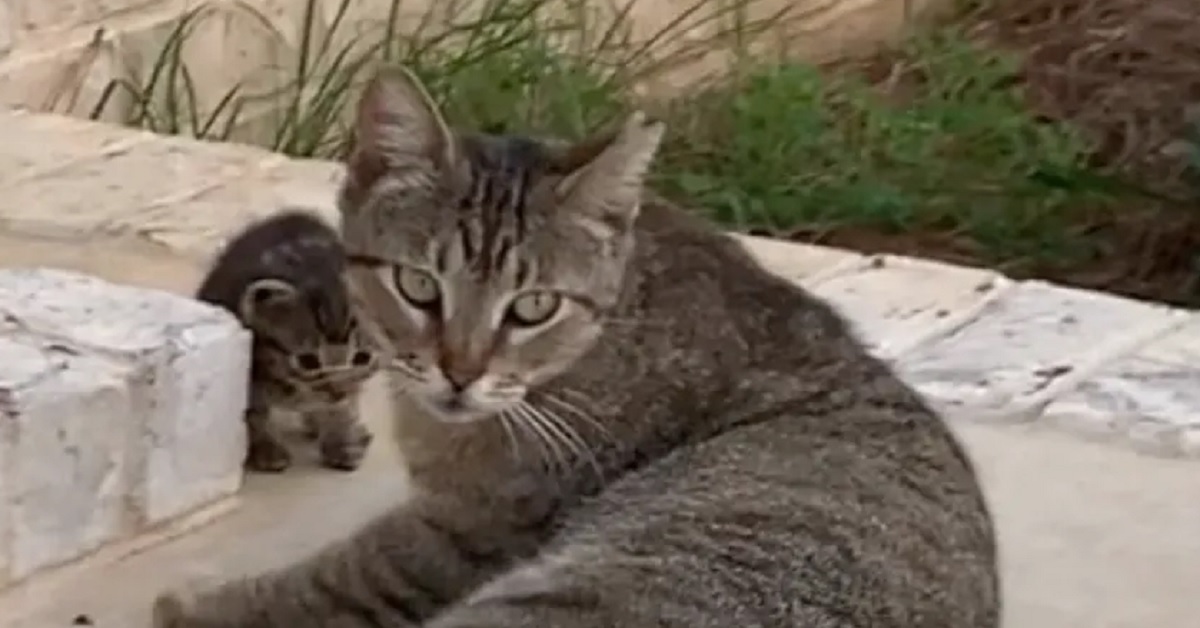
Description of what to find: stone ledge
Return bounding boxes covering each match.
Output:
[0,107,1196,463]
[0,268,249,589]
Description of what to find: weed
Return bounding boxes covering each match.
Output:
[655,30,1119,264]
[89,0,1154,271]
[92,0,769,156]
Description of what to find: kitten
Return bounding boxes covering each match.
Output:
[195,209,379,473]
[154,67,999,626]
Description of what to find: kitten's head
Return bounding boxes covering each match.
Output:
[337,66,665,424]
[240,273,379,389]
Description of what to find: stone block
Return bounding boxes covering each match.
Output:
[0,268,249,585]
[0,335,138,582]
[0,135,274,236]
[7,0,165,42]
[895,280,1189,417]
[136,157,343,256]
[0,111,147,186]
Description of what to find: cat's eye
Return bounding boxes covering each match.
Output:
[393,266,440,308]
[507,292,563,327]
[351,350,374,367]
[294,352,322,372]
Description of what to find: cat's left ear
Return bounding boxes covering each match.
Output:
[238,278,299,324]
[555,112,666,234]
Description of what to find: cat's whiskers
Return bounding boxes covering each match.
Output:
[535,391,614,444]
[508,402,568,474]
[495,409,523,461]
[520,400,603,481]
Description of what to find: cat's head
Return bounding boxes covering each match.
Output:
[337,66,665,424]
[239,274,379,389]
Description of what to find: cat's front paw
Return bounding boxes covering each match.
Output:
[319,423,373,472]
[245,437,292,473]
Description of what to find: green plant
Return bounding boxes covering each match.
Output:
[88,0,1157,271]
[653,29,1121,263]
[90,4,249,140]
[91,0,779,157]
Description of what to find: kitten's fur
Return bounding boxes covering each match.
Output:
[155,67,999,626]
[196,209,379,473]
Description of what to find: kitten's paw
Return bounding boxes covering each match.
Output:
[151,590,190,627]
[151,589,221,628]
[319,424,373,472]
[245,438,292,473]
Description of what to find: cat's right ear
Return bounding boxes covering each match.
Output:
[347,65,457,189]
[239,278,298,323]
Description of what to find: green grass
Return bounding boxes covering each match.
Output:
[654,31,1121,263]
[89,0,1166,268]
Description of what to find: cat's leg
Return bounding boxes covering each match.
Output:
[149,491,548,628]
[307,398,373,471]
[422,546,857,628]
[244,394,291,473]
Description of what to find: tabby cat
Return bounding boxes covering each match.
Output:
[195,209,379,473]
[154,66,1000,627]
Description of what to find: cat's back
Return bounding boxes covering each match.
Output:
[196,209,345,311]
[561,194,999,626]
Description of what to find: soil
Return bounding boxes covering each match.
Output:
[770,0,1200,308]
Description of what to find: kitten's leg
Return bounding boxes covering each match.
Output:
[149,491,548,628]
[307,399,373,471]
[244,394,291,473]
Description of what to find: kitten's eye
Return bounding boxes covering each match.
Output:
[393,266,440,308]
[507,292,562,327]
[294,352,322,372]
[351,350,374,367]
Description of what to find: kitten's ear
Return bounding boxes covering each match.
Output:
[239,278,298,323]
[555,111,666,233]
[348,65,456,186]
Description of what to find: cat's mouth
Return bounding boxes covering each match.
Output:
[409,388,499,424]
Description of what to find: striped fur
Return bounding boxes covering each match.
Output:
[154,67,1000,628]
[196,209,380,473]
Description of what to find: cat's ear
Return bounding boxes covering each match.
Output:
[239,278,298,323]
[555,111,666,233]
[347,65,456,188]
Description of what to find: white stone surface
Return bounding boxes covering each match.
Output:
[893,281,1190,416]
[0,334,138,583]
[0,268,249,585]
[137,158,341,257]
[1040,315,1200,456]
[0,112,148,186]
[0,136,269,234]
[732,234,862,284]
[806,254,1013,359]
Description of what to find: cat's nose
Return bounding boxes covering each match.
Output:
[439,352,485,391]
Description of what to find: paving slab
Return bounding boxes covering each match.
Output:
[895,280,1190,418]
[4,394,1198,628]
[805,254,1014,359]
[1041,314,1200,456]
